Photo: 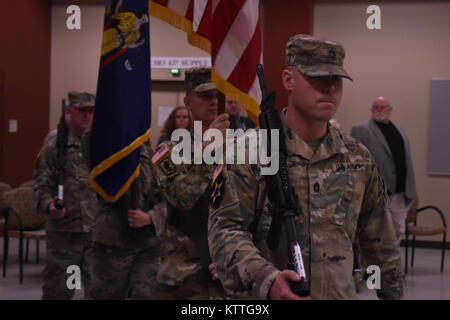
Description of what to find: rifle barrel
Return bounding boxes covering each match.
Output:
[256,64,268,101]
[256,64,310,297]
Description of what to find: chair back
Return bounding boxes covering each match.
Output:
[20,180,34,188]
[406,198,419,225]
[0,181,12,209]
[2,186,46,230]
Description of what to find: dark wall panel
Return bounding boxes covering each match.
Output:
[263,0,313,111]
[428,79,450,176]
[0,1,51,186]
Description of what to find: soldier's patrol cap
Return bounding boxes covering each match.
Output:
[184,67,217,93]
[285,34,352,81]
[68,91,96,108]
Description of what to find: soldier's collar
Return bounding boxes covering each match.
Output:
[310,126,349,163]
[280,108,314,160]
[326,124,348,155]
[68,131,83,146]
[279,109,348,161]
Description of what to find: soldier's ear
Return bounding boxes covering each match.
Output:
[65,106,74,116]
[282,68,294,91]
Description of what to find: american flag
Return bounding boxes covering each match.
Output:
[149,0,262,124]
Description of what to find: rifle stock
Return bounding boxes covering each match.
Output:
[256,64,310,297]
[55,99,68,209]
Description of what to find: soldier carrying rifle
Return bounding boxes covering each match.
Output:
[208,35,403,300]
[34,91,98,299]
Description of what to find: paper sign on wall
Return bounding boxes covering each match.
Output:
[151,57,211,69]
[158,106,174,127]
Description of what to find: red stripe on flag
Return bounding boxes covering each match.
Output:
[100,48,128,68]
[226,19,261,92]
[211,0,246,60]
[153,0,169,6]
[186,0,194,21]
[196,0,212,40]
[104,20,115,31]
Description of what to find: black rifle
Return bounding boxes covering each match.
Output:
[256,64,310,297]
[55,99,69,209]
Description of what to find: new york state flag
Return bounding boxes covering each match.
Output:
[90,0,151,202]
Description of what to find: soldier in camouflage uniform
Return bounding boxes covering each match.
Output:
[152,68,229,299]
[34,91,98,299]
[84,138,166,299]
[208,34,404,300]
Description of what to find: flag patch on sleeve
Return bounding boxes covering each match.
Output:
[152,145,169,164]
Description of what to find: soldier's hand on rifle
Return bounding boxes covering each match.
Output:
[269,270,311,300]
[203,113,230,148]
[128,209,152,228]
[208,263,219,280]
[49,196,66,219]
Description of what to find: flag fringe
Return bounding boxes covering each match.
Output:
[148,0,212,53]
[91,164,141,203]
[90,128,150,202]
[148,0,261,125]
[211,68,260,125]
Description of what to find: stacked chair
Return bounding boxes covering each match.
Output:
[1,183,46,284]
[404,198,447,274]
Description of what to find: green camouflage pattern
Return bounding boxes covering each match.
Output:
[34,132,99,233]
[42,231,92,300]
[92,139,167,248]
[85,241,161,299]
[67,91,95,108]
[156,224,201,287]
[154,259,225,300]
[208,109,403,300]
[34,131,98,300]
[285,34,352,80]
[184,67,216,93]
[86,139,166,299]
[153,138,226,298]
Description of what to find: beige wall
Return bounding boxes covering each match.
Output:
[50,4,207,148]
[50,5,103,131]
[314,1,450,241]
[50,2,449,241]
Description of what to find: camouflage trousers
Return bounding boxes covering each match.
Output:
[42,231,92,300]
[84,241,161,300]
[153,269,227,300]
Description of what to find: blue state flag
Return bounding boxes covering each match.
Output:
[90,0,151,202]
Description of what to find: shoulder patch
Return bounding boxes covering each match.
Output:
[210,164,225,209]
[211,163,224,186]
[152,145,169,164]
[158,157,176,176]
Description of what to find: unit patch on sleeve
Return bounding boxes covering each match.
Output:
[210,164,224,209]
[153,145,176,176]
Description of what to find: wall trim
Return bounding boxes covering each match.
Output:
[401,239,450,250]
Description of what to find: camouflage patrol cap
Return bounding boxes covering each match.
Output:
[184,67,216,93]
[67,91,96,108]
[285,34,352,81]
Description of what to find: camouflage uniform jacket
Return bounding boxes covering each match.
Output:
[152,135,216,286]
[92,140,166,249]
[208,109,403,300]
[34,132,98,233]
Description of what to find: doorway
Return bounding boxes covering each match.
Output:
[150,80,185,148]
